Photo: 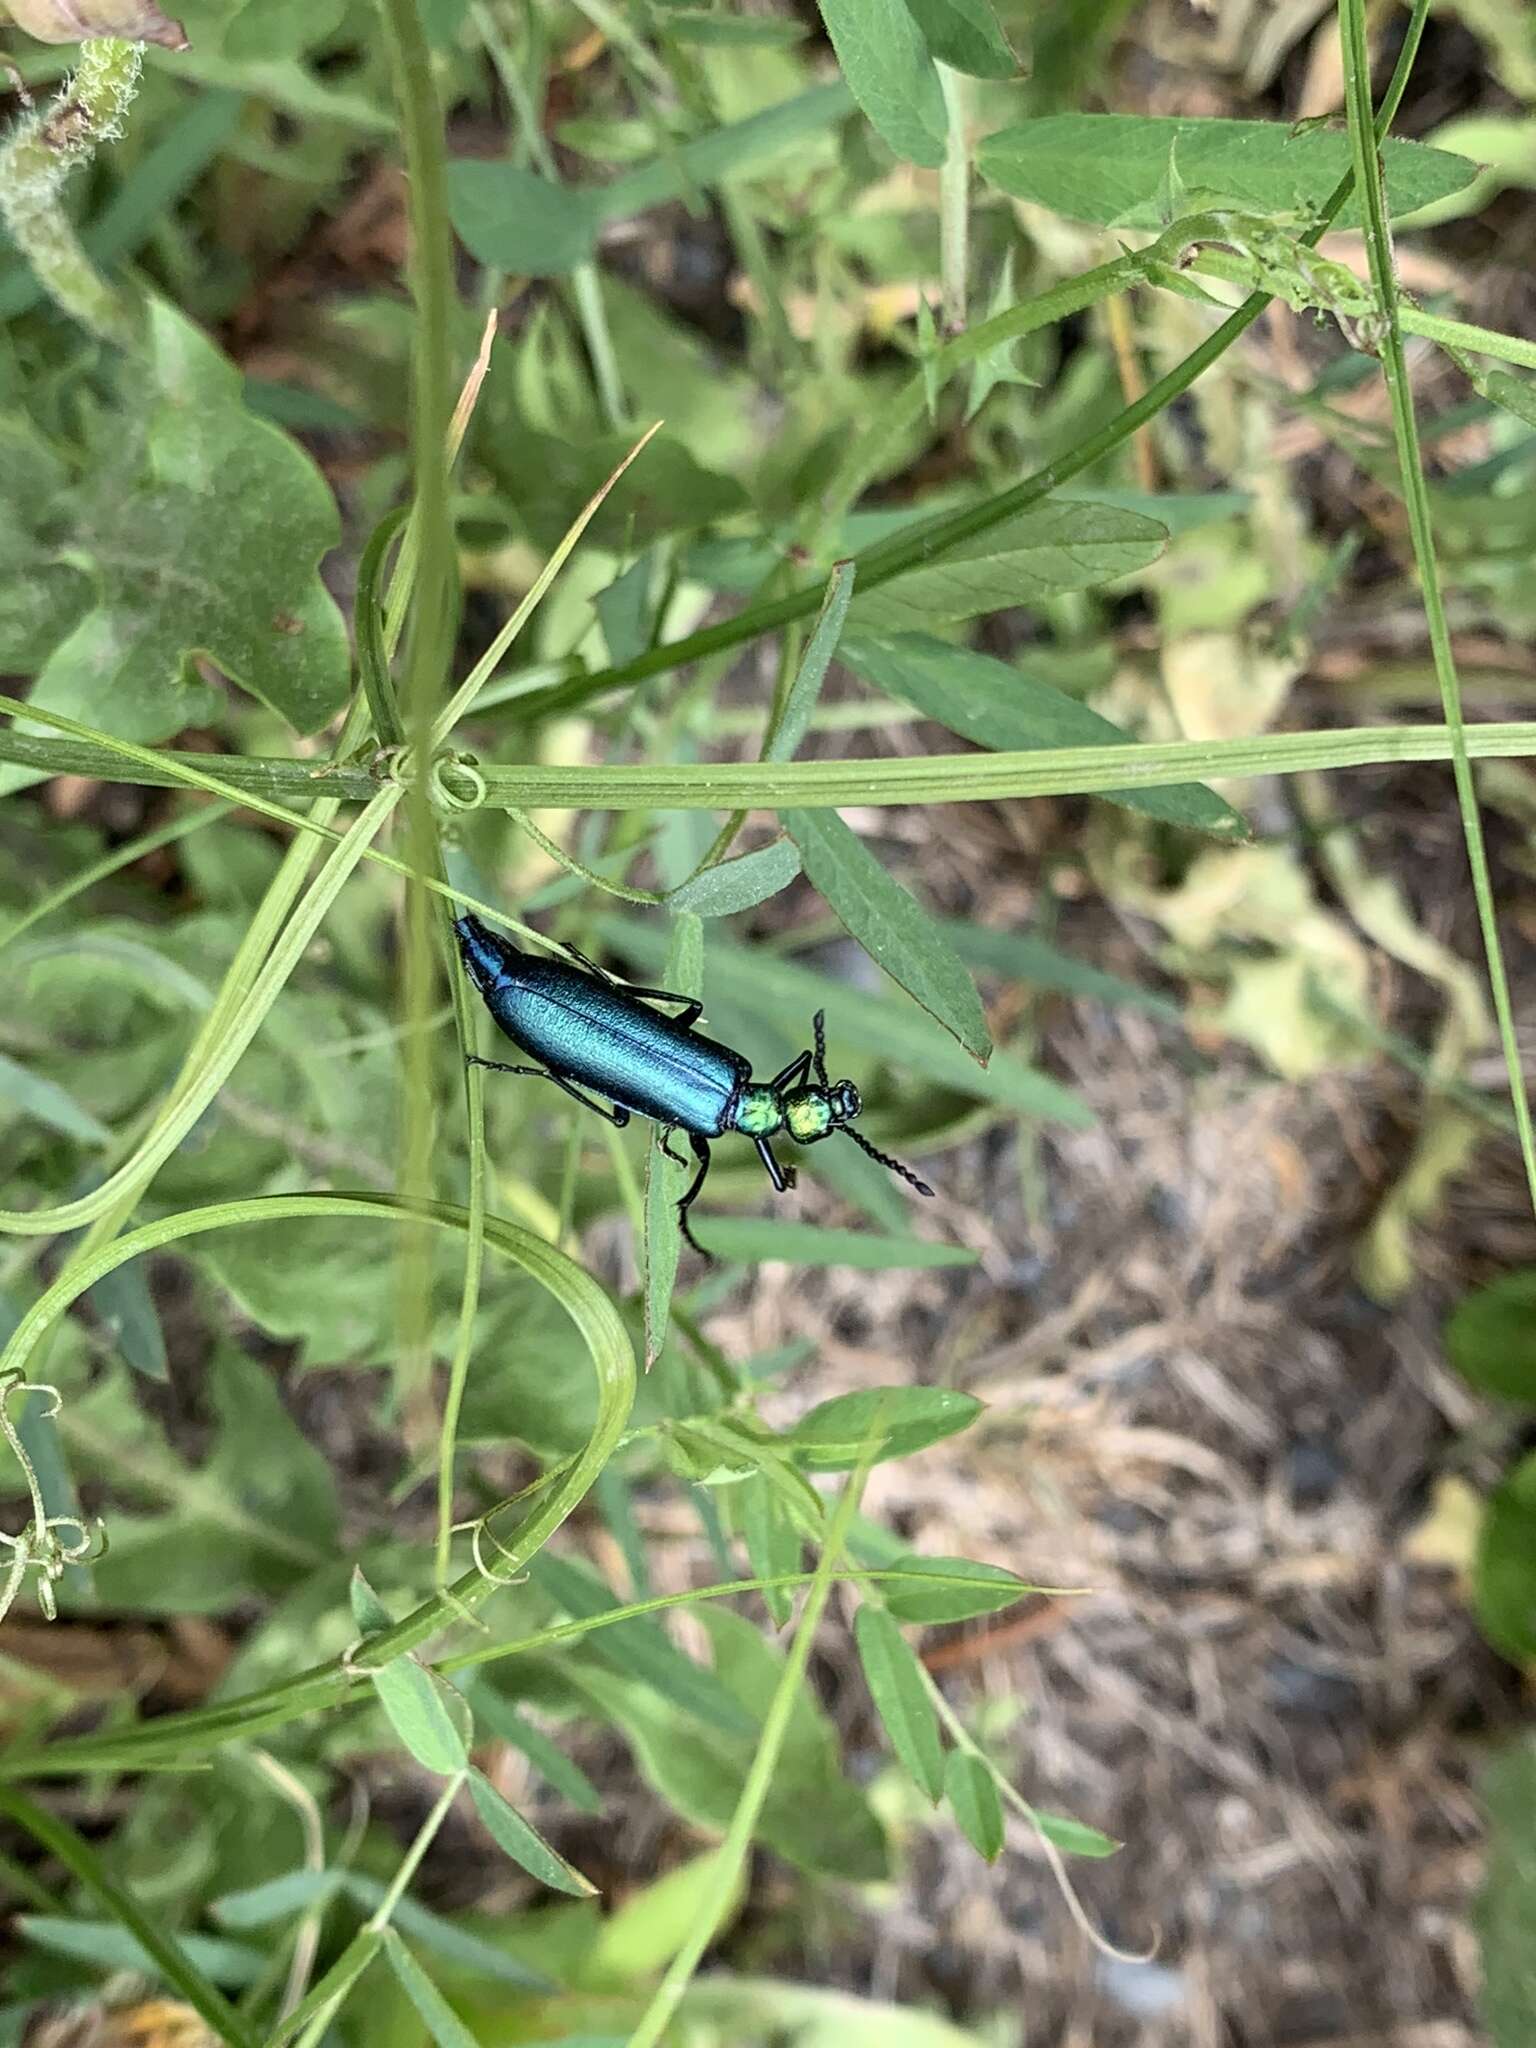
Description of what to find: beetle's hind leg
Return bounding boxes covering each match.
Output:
[467,1055,630,1126]
[676,1135,714,1257]
[659,1127,689,1169]
[558,944,704,1030]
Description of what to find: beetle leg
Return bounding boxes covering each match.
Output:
[677,1135,714,1256]
[753,1135,795,1193]
[659,1127,689,1168]
[466,1056,630,1126]
[558,944,705,1029]
[769,1048,813,1092]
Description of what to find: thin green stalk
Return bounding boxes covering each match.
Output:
[1337,0,1536,1210]
[500,3,1433,720]
[6,702,1536,815]
[0,1786,258,2048]
[624,1454,874,2048]
[937,63,970,334]
[377,0,458,1430]
[0,38,145,346]
[0,1566,1047,1780]
[476,0,627,427]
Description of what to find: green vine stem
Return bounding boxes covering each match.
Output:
[1337,0,1536,1209]
[0,36,144,346]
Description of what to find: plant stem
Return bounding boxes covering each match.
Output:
[0,37,144,346]
[1337,0,1536,1210]
[376,0,458,1432]
[937,62,970,334]
[624,1455,874,2048]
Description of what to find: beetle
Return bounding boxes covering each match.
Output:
[453,914,933,1252]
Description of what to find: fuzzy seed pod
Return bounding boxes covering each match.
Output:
[3,0,189,47]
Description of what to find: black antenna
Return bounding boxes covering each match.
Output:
[844,1125,935,1198]
[812,1008,829,1087]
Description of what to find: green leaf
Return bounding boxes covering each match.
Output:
[855,1604,945,1800]
[905,0,1018,77]
[944,1750,1004,1859]
[1447,1270,1536,1405]
[789,1388,983,1470]
[1476,1450,1536,1663]
[369,1660,472,1777]
[3,305,347,793]
[816,0,947,167]
[766,559,858,763]
[847,501,1168,629]
[976,113,1479,229]
[594,553,654,669]
[841,627,1242,835]
[944,918,1180,1018]
[1032,1810,1120,1858]
[16,1916,266,1984]
[468,1767,597,1896]
[667,838,802,917]
[784,807,990,1060]
[463,1680,602,1812]
[447,161,603,276]
[1475,1736,1536,2048]
[603,917,1092,1127]
[451,85,852,275]
[212,1870,343,1928]
[881,1556,1034,1622]
[645,913,704,1367]
[382,1928,481,2048]
[341,1877,552,1988]
[0,1050,111,1145]
[266,1929,385,2048]
[690,1218,973,1269]
[528,1552,756,1735]
[86,1254,168,1382]
[351,1564,396,1636]
[740,1473,800,1627]
[565,1605,888,1881]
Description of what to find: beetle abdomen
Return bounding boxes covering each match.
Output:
[479,954,745,1137]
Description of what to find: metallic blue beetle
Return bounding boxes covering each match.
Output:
[454,914,933,1251]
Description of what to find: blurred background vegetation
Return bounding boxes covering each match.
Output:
[2,1,1536,2044]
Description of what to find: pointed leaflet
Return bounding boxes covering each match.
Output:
[944,1750,1004,1861]
[382,1929,481,2048]
[976,113,1478,230]
[855,1605,945,1801]
[352,1569,470,1776]
[468,1768,596,1896]
[846,501,1167,631]
[667,838,802,918]
[816,0,946,168]
[905,0,1017,78]
[782,808,990,1061]
[766,558,857,762]
[789,1388,982,1471]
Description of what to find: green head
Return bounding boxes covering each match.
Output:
[731,1013,935,1203]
